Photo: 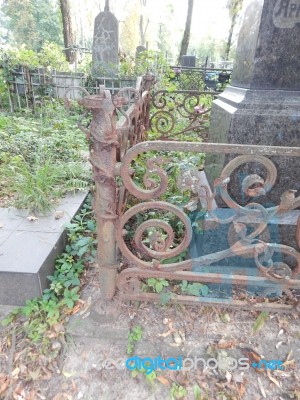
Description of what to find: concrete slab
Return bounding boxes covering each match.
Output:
[0,208,24,231]
[0,191,88,306]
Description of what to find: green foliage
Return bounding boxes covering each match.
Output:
[143,278,169,294]
[0,102,91,212]
[179,280,209,297]
[2,0,63,50]
[1,196,96,343]
[170,383,188,399]
[193,384,202,400]
[131,364,157,384]
[195,36,227,66]
[252,311,269,333]
[127,325,143,355]
[1,42,70,71]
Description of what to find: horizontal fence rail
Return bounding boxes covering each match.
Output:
[70,76,300,313]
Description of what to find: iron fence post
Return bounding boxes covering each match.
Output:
[78,86,119,299]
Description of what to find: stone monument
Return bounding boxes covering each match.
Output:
[207,0,300,204]
[92,0,119,75]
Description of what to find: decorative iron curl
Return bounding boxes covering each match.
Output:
[216,155,277,210]
[254,242,300,283]
[178,94,201,117]
[120,141,300,201]
[116,201,193,268]
[150,111,175,135]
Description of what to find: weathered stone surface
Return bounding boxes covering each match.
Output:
[207,0,300,205]
[232,0,300,90]
[92,7,119,75]
[0,192,88,305]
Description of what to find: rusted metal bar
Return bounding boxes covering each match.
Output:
[116,268,300,313]
[74,86,120,299]
[64,76,155,299]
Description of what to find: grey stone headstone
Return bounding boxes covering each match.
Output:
[207,0,300,206]
[92,8,119,75]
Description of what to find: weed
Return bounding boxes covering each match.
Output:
[127,325,143,355]
[170,383,188,399]
[142,278,169,294]
[179,280,209,297]
[131,365,157,385]
[0,103,90,212]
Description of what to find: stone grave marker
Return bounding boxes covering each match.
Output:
[92,0,119,75]
[207,0,300,205]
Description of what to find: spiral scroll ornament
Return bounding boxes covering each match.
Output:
[116,201,193,268]
[215,155,277,209]
[254,242,300,283]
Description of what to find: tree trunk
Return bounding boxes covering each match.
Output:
[59,0,75,63]
[139,15,145,46]
[178,0,194,64]
[224,12,237,61]
[139,14,149,46]
[225,0,243,61]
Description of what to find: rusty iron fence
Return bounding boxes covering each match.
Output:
[4,65,231,112]
[169,66,232,91]
[4,66,138,111]
[150,90,218,141]
[71,75,300,313]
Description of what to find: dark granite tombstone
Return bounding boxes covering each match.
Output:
[92,0,119,75]
[207,0,300,205]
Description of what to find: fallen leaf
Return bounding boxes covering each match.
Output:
[27,215,38,221]
[214,339,237,350]
[266,369,281,388]
[54,210,64,219]
[285,350,293,362]
[62,370,75,378]
[225,370,232,383]
[0,374,10,396]
[257,377,266,398]
[283,359,296,368]
[81,311,90,320]
[158,330,173,338]
[237,382,246,397]
[293,390,300,400]
[241,348,265,373]
[156,376,170,385]
[220,313,231,323]
[253,311,269,333]
[158,322,175,338]
[12,367,20,378]
[70,303,81,315]
[173,332,183,345]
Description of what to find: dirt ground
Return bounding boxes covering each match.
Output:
[1,267,300,400]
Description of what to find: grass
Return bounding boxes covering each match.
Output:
[0,101,91,212]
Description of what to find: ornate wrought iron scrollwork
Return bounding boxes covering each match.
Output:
[116,140,300,310]
[150,91,215,140]
[116,201,193,269]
